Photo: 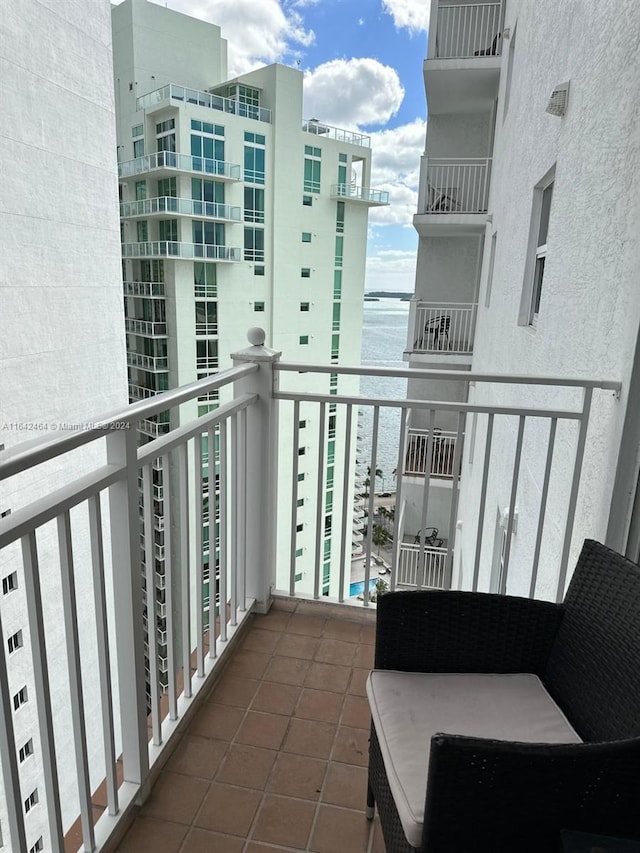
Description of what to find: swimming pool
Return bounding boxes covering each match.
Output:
[349,578,379,597]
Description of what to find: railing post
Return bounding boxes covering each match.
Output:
[106,426,150,799]
[232,328,281,613]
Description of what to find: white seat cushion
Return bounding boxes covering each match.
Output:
[367,671,582,848]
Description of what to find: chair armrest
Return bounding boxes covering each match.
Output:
[423,734,640,850]
[374,590,563,674]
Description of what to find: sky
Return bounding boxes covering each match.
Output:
[115,0,431,291]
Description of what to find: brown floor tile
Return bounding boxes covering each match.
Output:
[310,805,371,853]
[245,844,296,853]
[295,688,344,723]
[322,762,369,810]
[194,783,262,836]
[253,610,291,632]
[117,816,188,853]
[341,695,372,730]
[305,661,351,693]
[140,771,208,825]
[189,703,244,741]
[287,613,327,637]
[236,710,290,750]
[276,632,320,660]
[282,718,336,759]
[315,638,358,666]
[264,655,310,686]
[347,667,370,697]
[251,681,300,716]
[270,597,298,612]
[252,794,316,848]
[360,623,376,645]
[353,643,375,669]
[211,676,260,709]
[217,743,277,789]
[332,726,370,767]
[181,828,244,853]
[324,618,363,643]
[241,627,282,653]
[224,650,271,680]
[165,734,228,779]
[266,752,327,800]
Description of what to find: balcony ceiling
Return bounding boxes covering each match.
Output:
[423,60,500,114]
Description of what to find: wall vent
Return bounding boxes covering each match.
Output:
[546,81,570,117]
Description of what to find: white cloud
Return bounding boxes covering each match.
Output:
[303,58,404,129]
[368,118,426,226]
[382,0,431,33]
[366,252,416,292]
[136,0,315,77]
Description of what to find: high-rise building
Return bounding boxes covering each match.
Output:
[401,0,640,593]
[0,0,128,847]
[111,0,388,672]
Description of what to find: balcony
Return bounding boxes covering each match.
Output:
[424,1,504,114]
[120,197,242,222]
[136,83,272,124]
[302,119,371,147]
[0,332,620,853]
[123,280,165,298]
[121,242,242,262]
[405,429,459,479]
[125,319,167,337]
[118,151,242,182]
[405,300,478,361]
[330,184,390,206]
[415,158,491,235]
[126,351,168,371]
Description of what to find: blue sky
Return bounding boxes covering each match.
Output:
[127,0,431,290]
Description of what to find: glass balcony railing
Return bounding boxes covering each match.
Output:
[118,150,242,181]
[302,119,371,147]
[120,196,241,221]
[330,184,390,204]
[121,241,242,262]
[136,83,272,123]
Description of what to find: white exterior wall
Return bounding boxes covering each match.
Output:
[0,0,127,846]
[455,0,640,596]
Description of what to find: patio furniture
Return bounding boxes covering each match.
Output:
[366,539,640,851]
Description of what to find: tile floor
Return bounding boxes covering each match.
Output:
[115,599,386,853]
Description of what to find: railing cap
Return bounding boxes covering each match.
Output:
[232,327,281,364]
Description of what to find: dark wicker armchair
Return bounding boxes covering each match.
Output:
[366,540,640,852]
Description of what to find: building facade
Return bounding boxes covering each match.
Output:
[402,0,640,596]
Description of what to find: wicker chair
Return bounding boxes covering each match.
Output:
[366,540,640,852]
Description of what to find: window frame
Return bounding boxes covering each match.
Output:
[519,165,555,327]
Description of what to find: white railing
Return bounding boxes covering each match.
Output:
[136,83,272,123]
[405,429,458,478]
[121,242,242,262]
[128,383,157,401]
[118,151,241,181]
[330,184,390,204]
[123,280,165,298]
[423,158,491,214]
[434,2,503,59]
[125,319,167,337]
[126,352,168,371]
[0,329,621,852]
[396,544,449,588]
[302,119,371,147]
[412,301,478,354]
[120,196,242,222]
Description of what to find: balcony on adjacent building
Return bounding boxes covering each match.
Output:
[125,319,168,338]
[405,300,478,362]
[136,83,273,124]
[120,197,242,223]
[123,280,165,298]
[302,119,371,147]
[118,151,242,182]
[121,242,242,262]
[330,184,390,206]
[415,158,491,235]
[0,332,621,853]
[126,351,169,371]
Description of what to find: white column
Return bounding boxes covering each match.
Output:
[231,328,281,613]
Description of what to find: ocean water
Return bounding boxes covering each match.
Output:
[358,299,410,488]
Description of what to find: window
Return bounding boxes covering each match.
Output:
[24,789,38,813]
[158,177,177,198]
[244,228,265,262]
[156,126,175,153]
[328,414,337,439]
[295,547,303,558]
[327,440,336,464]
[135,180,147,201]
[332,303,341,331]
[133,138,145,158]
[299,336,309,345]
[520,169,555,326]
[254,302,265,311]
[296,523,304,533]
[485,231,497,308]
[2,572,17,595]
[192,178,224,205]
[194,263,216,298]
[132,124,144,138]
[195,301,217,335]
[8,630,23,654]
[301,268,311,278]
[156,119,175,134]
[297,472,305,482]
[19,738,34,763]
[13,686,27,710]
[30,838,44,853]
[325,491,333,512]
[254,266,265,276]
[324,515,332,535]
[339,153,347,163]
[196,340,218,369]
[335,236,344,267]
[159,219,177,242]
[244,133,266,184]
[136,220,148,242]
[503,26,517,120]
[299,420,307,428]
[333,270,342,300]
[298,446,306,455]
[191,123,225,170]
[302,195,313,206]
[304,150,321,194]
[297,498,304,508]
[302,232,312,243]
[244,187,265,223]
[300,302,310,312]
[336,201,345,233]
